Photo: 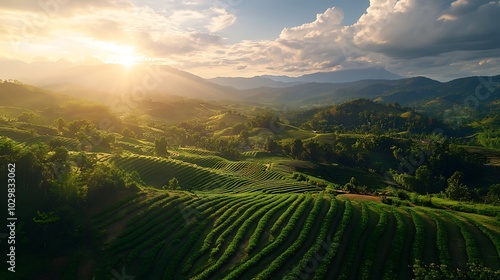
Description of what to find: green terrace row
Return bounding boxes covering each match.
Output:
[175,153,286,181]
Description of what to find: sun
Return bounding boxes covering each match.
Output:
[116,56,138,68]
[98,43,141,68]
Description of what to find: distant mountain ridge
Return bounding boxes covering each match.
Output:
[210,68,403,90]
[208,76,298,90]
[268,68,403,83]
[240,75,500,119]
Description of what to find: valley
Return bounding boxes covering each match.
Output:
[0,72,499,279]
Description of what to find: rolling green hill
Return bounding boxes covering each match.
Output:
[300,99,445,133]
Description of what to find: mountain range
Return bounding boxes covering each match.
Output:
[209,68,403,90]
[0,60,499,118]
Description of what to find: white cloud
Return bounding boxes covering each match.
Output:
[206,8,236,32]
[168,7,236,32]
[352,0,500,58]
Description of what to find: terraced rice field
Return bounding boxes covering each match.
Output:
[109,154,322,194]
[93,191,500,279]
[0,125,34,142]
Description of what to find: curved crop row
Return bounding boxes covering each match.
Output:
[101,192,172,226]
[224,196,313,280]
[162,217,212,278]
[337,201,370,280]
[111,154,322,194]
[108,195,187,251]
[256,196,325,279]
[191,195,290,279]
[382,208,408,280]
[179,148,216,156]
[93,192,145,223]
[116,199,199,258]
[284,197,339,280]
[457,213,500,258]
[438,210,481,263]
[111,156,235,191]
[246,195,298,253]
[117,195,235,259]
[359,205,389,279]
[0,126,33,142]
[407,208,425,263]
[182,195,266,271]
[109,194,229,252]
[313,199,353,280]
[209,196,283,258]
[418,209,450,266]
[146,195,255,278]
[269,195,306,241]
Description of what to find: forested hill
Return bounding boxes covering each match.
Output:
[294,99,446,134]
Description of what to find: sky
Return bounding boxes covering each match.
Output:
[1,0,499,80]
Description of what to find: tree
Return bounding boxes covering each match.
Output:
[50,146,69,164]
[445,171,471,201]
[290,138,304,159]
[74,151,96,172]
[122,128,136,138]
[166,126,187,146]
[86,164,128,199]
[483,184,500,205]
[68,119,95,137]
[303,140,320,161]
[238,129,250,142]
[168,177,180,190]
[100,132,116,148]
[154,136,169,157]
[391,145,403,159]
[248,111,278,129]
[17,112,42,124]
[343,177,358,193]
[415,165,433,193]
[264,138,280,154]
[53,117,67,131]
